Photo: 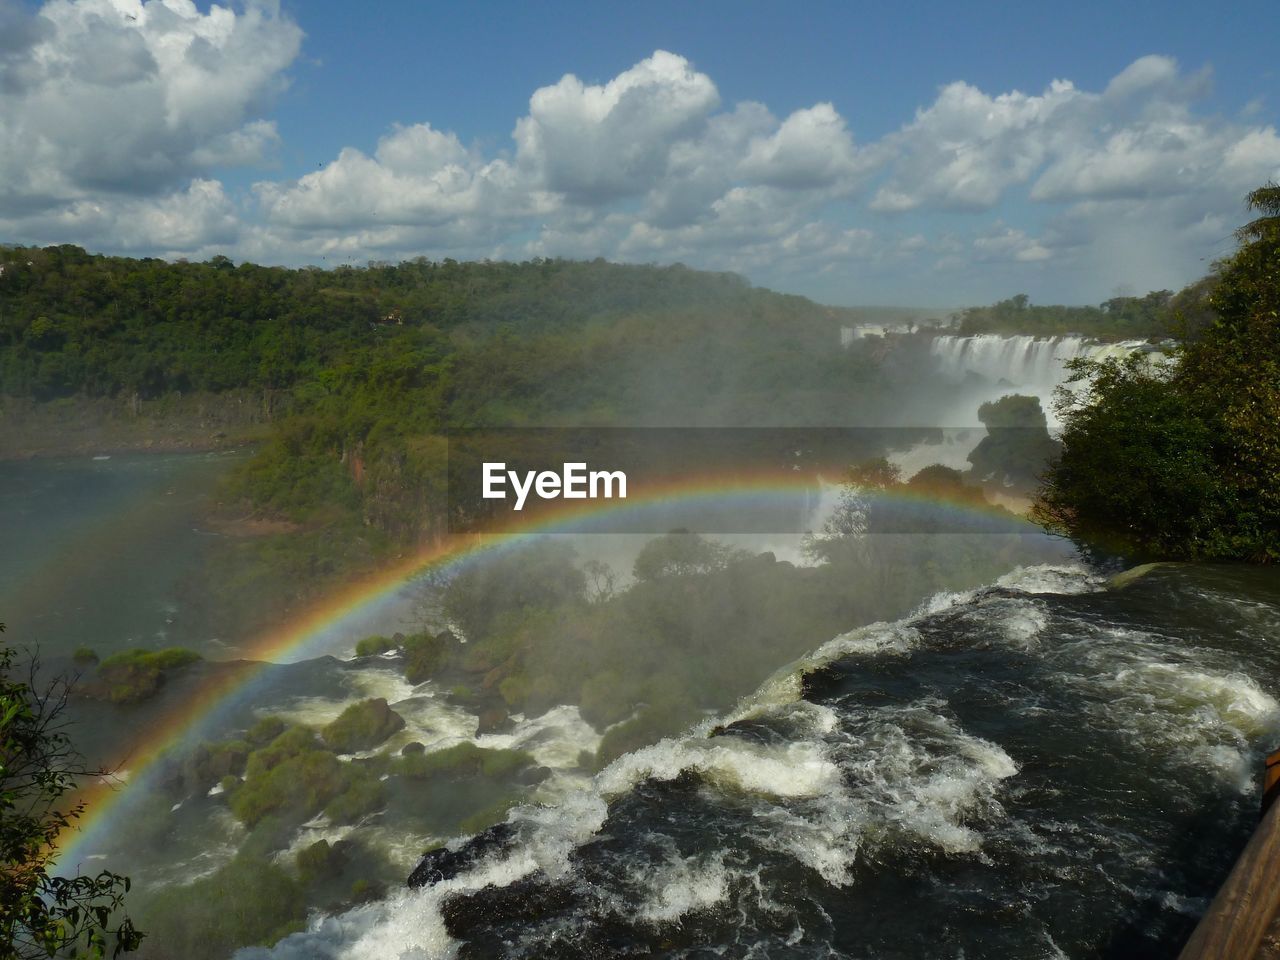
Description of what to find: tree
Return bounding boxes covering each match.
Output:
[1035,184,1280,561]
[1033,355,1222,559]
[0,623,143,957]
[966,394,1060,492]
[632,531,740,582]
[802,459,900,565]
[1237,181,1280,242]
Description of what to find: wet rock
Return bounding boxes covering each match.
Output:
[407,821,520,889]
[476,707,510,734]
[321,697,406,753]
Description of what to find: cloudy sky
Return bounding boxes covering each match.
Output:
[2,0,1278,306]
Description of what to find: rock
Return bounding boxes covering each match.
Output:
[401,741,426,756]
[476,707,509,735]
[321,697,406,753]
[407,821,519,889]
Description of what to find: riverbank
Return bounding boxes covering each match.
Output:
[0,392,273,460]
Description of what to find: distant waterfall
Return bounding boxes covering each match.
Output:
[928,334,1152,392]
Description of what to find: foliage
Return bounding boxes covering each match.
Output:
[1035,356,1221,557]
[442,540,585,642]
[320,698,405,754]
[392,742,533,781]
[294,839,341,885]
[322,773,387,825]
[1036,185,1280,561]
[2,250,901,556]
[402,631,454,685]
[91,648,201,704]
[132,856,303,960]
[965,394,1060,491]
[632,530,745,582]
[183,739,250,793]
[245,715,286,746]
[593,693,703,768]
[354,635,394,657]
[953,291,1175,339]
[0,625,143,957]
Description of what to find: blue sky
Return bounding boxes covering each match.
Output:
[1,0,1278,306]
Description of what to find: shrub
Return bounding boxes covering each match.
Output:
[295,839,342,884]
[324,771,387,824]
[186,739,250,792]
[393,742,532,781]
[246,714,286,745]
[93,647,202,703]
[579,670,630,727]
[321,698,405,753]
[354,635,394,657]
[402,631,453,684]
[231,748,348,827]
[594,698,702,768]
[135,856,305,959]
[1036,185,1280,561]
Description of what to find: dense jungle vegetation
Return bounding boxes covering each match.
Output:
[1036,184,1280,562]
[950,288,1207,340]
[1,247,1191,544]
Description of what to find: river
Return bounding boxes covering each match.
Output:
[250,562,1280,959]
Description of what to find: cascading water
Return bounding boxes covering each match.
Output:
[242,562,1280,960]
[886,334,1156,477]
[929,334,1154,398]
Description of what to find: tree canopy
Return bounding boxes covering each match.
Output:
[1035,185,1280,562]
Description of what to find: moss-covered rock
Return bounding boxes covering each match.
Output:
[393,741,533,781]
[246,714,287,745]
[354,634,395,657]
[321,698,405,753]
[403,631,454,684]
[476,707,509,734]
[186,739,251,792]
[296,838,345,883]
[88,647,202,703]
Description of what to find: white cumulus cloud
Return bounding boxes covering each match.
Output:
[0,0,301,250]
[5,32,1280,303]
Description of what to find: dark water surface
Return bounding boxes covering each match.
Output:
[251,563,1280,960]
[0,452,244,659]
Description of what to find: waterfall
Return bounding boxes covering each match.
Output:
[929,334,1153,394]
[886,334,1158,474]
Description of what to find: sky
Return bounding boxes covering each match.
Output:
[1,0,1278,306]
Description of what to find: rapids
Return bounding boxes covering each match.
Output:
[243,562,1280,959]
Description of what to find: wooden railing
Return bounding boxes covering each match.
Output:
[1177,749,1280,960]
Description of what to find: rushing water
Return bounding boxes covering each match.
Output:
[928,335,1152,393]
[887,334,1160,476]
[246,562,1280,960]
[6,353,1270,960]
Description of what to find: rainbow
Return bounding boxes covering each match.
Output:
[54,469,1034,869]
